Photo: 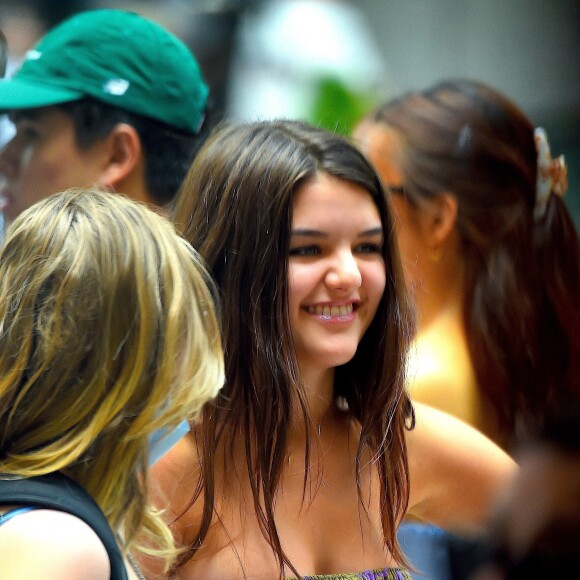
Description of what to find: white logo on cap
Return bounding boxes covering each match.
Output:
[25,49,42,61]
[103,79,130,96]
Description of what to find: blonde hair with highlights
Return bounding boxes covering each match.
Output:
[0,187,224,568]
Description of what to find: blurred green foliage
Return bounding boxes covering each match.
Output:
[307,75,378,135]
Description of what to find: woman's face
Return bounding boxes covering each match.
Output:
[288,172,386,374]
[354,121,430,296]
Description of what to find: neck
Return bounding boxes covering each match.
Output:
[412,243,465,332]
[290,365,336,439]
[113,168,161,212]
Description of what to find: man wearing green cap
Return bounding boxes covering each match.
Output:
[0,9,210,224]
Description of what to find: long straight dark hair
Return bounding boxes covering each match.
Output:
[366,79,580,448]
[173,120,414,576]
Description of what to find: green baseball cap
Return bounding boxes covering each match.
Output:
[0,9,208,134]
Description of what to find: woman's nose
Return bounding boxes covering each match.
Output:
[325,250,362,290]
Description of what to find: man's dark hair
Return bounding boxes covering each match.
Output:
[59,98,213,206]
[0,29,7,78]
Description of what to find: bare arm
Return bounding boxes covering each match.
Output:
[406,402,517,534]
[0,509,110,579]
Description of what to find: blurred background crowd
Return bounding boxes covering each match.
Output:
[1,0,578,229]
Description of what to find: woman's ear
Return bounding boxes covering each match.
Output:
[97,123,143,190]
[425,192,458,248]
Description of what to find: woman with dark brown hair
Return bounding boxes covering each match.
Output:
[145,120,514,579]
[354,79,579,451]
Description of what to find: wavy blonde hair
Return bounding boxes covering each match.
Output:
[0,187,224,568]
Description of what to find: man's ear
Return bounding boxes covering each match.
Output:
[424,192,458,248]
[97,123,142,190]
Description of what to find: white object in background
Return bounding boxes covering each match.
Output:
[227,0,388,121]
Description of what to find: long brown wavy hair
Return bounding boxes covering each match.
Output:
[364,79,580,448]
[173,120,414,576]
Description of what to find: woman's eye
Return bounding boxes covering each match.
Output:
[289,245,320,257]
[355,243,382,254]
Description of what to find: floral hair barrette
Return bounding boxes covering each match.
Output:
[534,127,568,220]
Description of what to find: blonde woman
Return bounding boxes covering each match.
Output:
[0,188,224,579]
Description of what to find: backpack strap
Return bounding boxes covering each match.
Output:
[0,472,128,580]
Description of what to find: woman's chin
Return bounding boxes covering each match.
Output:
[301,348,359,372]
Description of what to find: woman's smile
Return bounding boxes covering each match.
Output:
[303,301,359,321]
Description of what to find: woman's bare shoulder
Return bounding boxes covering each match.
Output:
[150,432,202,524]
[0,509,110,579]
[406,403,516,534]
[139,434,205,578]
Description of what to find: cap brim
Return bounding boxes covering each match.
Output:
[0,77,83,112]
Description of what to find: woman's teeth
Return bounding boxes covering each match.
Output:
[307,304,353,317]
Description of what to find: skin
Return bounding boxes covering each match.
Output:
[353,121,486,435]
[0,507,142,579]
[146,407,514,579]
[0,106,152,225]
[143,173,516,579]
[0,509,111,579]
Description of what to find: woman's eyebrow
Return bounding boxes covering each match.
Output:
[291,228,327,237]
[359,227,383,237]
[291,227,383,237]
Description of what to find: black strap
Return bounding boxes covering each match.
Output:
[0,472,128,580]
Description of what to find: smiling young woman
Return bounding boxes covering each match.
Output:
[288,172,386,381]
[140,120,515,580]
